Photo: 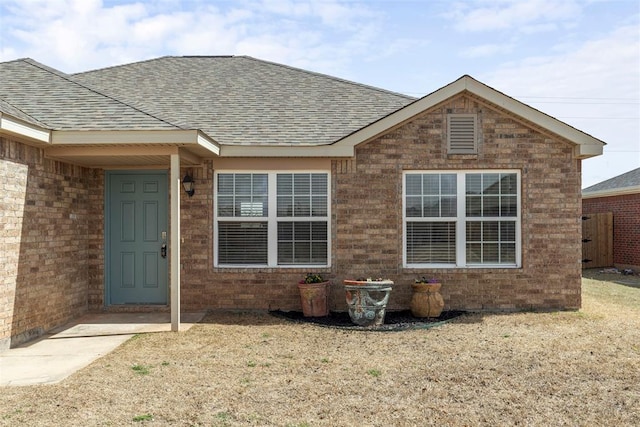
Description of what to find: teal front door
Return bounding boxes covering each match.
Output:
[106,171,168,305]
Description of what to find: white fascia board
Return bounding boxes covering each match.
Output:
[197,131,220,156]
[52,129,221,157]
[52,129,202,145]
[219,143,355,157]
[463,77,606,157]
[582,185,640,199]
[332,75,605,157]
[0,113,51,143]
[574,143,604,159]
[335,80,465,149]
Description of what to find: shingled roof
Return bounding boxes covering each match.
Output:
[72,56,415,146]
[583,167,640,197]
[1,55,604,164]
[0,59,177,131]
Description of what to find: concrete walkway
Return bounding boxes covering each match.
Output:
[0,312,205,387]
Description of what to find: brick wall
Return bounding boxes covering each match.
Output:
[582,194,640,269]
[0,136,91,349]
[180,94,583,312]
[0,92,585,346]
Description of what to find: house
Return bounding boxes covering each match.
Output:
[0,56,604,349]
[582,168,640,270]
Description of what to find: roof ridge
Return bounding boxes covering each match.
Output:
[72,56,175,76]
[24,59,183,129]
[239,55,416,101]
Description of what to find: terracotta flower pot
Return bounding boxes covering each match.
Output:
[297,281,330,317]
[410,282,444,318]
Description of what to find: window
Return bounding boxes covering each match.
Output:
[404,171,520,267]
[217,173,268,265]
[405,173,457,264]
[215,172,329,267]
[448,114,477,154]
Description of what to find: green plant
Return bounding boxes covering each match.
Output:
[132,414,153,422]
[415,277,439,284]
[300,273,324,284]
[131,364,150,375]
[367,369,382,377]
[355,276,388,281]
[215,411,231,422]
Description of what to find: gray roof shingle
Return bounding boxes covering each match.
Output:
[583,167,640,193]
[72,56,415,145]
[0,98,48,127]
[0,59,178,131]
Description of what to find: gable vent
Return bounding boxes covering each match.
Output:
[448,114,477,153]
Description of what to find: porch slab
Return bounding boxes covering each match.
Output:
[0,312,205,387]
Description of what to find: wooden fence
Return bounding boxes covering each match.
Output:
[582,212,613,268]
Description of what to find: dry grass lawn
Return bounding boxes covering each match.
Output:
[1,274,639,426]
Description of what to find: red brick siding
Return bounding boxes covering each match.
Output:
[0,136,92,349]
[0,93,585,348]
[181,95,583,313]
[582,194,640,269]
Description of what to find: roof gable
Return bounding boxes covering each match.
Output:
[333,75,605,159]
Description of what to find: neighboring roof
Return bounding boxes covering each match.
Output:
[583,167,640,198]
[72,55,415,146]
[0,58,178,131]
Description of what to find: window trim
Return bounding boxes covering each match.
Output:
[403,170,521,268]
[214,170,331,268]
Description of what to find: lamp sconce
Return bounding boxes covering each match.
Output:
[182,172,195,197]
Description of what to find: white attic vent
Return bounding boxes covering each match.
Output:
[448,114,477,154]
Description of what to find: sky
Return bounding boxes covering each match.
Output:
[0,0,638,188]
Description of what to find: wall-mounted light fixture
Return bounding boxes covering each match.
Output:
[182,172,195,197]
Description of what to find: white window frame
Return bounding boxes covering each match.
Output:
[214,170,331,268]
[403,170,521,268]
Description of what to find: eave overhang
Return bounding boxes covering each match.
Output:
[5,127,221,168]
[582,186,640,199]
[0,112,51,144]
[2,75,606,162]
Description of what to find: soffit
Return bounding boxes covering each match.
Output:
[44,144,204,168]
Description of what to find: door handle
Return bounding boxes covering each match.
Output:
[161,231,167,258]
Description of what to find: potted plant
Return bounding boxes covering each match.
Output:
[297,273,330,317]
[343,276,393,327]
[410,277,444,318]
